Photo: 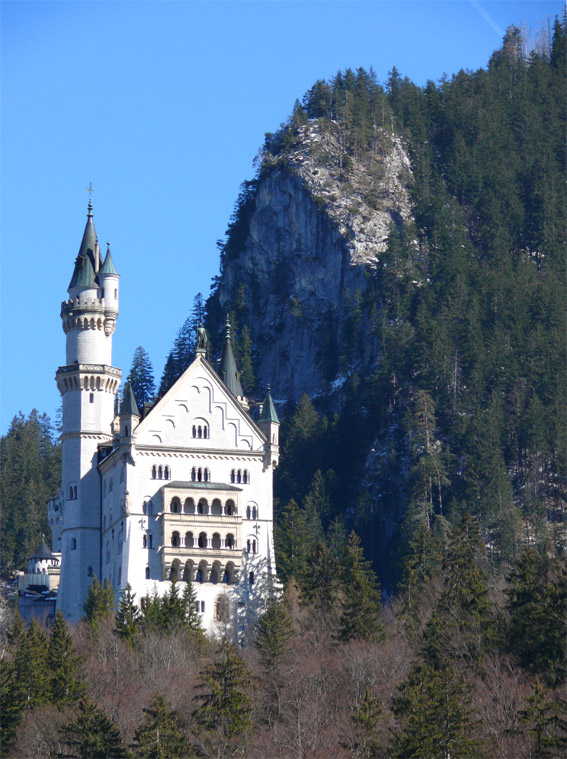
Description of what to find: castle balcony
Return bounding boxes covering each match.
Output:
[159,544,241,584]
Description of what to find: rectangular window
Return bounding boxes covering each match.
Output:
[89,393,94,403]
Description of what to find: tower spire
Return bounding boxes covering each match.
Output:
[219,314,244,398]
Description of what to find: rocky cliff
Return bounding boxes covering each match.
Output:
[215,120,414,403]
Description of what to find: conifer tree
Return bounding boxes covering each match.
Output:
[390,663,482,759]
[182,579,203,635]
[254,598,294,675]
[192,640,254,757]
[115,583,140,649]
[0,659,23,757]
[274,499,314,587]
[132,692,188,759]
[341,687,383,759]
[505,547,567,686]
[301,541,343,621]
[302,469,330,539]
[59,697,128,758]
[517,679,567,759]
[339,531,384,643]
[13,619,49,710]
[47,609,85,709]
[83,576,115,633]
[129,346,156,410]
[162,579,186,633]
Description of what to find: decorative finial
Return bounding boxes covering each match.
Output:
[86,183,94,216]
[106,242,111,251]
[225,314,232,341]
[267,383,271,393]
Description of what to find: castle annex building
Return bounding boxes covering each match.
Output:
[50,202,280,635]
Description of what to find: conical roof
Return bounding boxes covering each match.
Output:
[100,244,118,275]
[219,317,244,398]
[68,251,96,290]
[259,386,279,424]
[68,200,100,290]
[30,538,56,561]
[120,381,140,417]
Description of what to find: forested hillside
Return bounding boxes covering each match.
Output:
[202,21,566,587]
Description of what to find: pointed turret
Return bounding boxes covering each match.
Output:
[119,381,140,441]
[68,250,96,291]
[68,200,100,290]
[100,243,118,275]
[258,384,280,466]
[259,385,279,424]
[220,316,244,399]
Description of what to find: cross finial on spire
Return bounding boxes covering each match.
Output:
[86,182,95,215]
[225,314,232,341]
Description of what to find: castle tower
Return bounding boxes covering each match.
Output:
[55,201,122,621]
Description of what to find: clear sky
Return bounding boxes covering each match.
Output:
[1,0,563,433]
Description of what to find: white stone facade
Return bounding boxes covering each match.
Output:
[55,207,279,636]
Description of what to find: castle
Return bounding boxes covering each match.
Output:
[48,201,280,636]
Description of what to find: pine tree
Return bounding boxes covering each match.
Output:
[47,609,85,709]
[192,641,254,757]
[182,579,203,635]
[59,697,128,758]
[302,469,330,539]
[0,659,23,757]
[83,576,115,633]
[339,531,384,643]
[390,663,482,759]
[115,583,140,649]
[274,499,314,587]
[517,678,567,759]
[13,619,49,710]
[341,687,383,759]
[132,692,188,759]
[505,547,567,686]
[162,580,186,634]
[129,346,156,409]
[301,541,343,622]
[254,598,294,675]
[422,516,495,671]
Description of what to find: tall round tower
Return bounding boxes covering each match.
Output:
[56,200,122,621]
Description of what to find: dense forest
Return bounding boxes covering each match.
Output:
[1,20,565,758]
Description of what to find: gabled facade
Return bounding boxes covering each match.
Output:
[55,203,279,636]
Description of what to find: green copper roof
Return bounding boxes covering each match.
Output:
[259,386,279,424]
[30,538,56,560]
[68,252,96,290]
[219,317,244,398]
[120,381,140,417]
[100,244,118,275]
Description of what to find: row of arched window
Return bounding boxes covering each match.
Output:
[170,496,236,516]
[192,424,209,439]
[168,558,237,585]
[171,531,236,549]
[230,469,249,484]
[246,539,257,554]
[151,465,171,480]
[245,505,258,520]
[142,533,154,549]
[191,467,209,482]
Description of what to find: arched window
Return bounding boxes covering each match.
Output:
[164,466,170,480]
[203,426,209,439]
[246,506,251,520]
[145,566,150,579]
[210,566,219,584]
[200,601,205,612]
[198,426,202,439]
[124,426,129,437]
[198,532,207,548]
[87,566,93,577]
[222,569,231,584]
[204,468,209,482]
[225,534,235,549]
[152,466,156,479]
[171,531,180,548]
[212,533,221,549]
[212,499,222,516]
[143,501,147,515]
[71,538,77,550]
[185,532,194,548]
[252,540,257,554]
[184,498,195,514]
[244,470,249,484]
[230,470,235,483]
[249,571,255,585]
[148,534,153,549]
[196,568,204,583]
[252,506,257,520]
[192,425,196,438]
[191,467,196,482]
[246,539,251,554]
[237,470,242,484]
[143,535,147,549]
[198,499,207,515]
[158,466,163,480]
[170,497,180,514]
[215,595,229,622]
[225,500,235,516]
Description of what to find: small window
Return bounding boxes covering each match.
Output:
[87,566,93,576]
[143,501,147,515]
[118,567,121,584]
[143,535,147,548]
[109,477,113,493]
[114,289,117,299]
[201,601,205,612]
[90,393,94,403]
[71,538,77,550]
[151,466,156,479]
[230,470,235,484]
[192,425,196,438]
[252,539,257,554]
[191,467,196,482]
[145,566,150,580]
[158,466,163,480]
[164,466,170,480]
[249,571,255,585]
[252,506,257,520]
[148,534,153,549]
[124,426,129,437]
[247,539,250,554]
[246,506,251,519]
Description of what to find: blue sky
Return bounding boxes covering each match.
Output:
[1,0,563,433]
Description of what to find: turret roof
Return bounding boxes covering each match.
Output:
[259,386,279,424]
[68,251,96,289]
[68,200,100,290]
[219,317,244,398]
[30,538,56,561]
[100,244,118,275]
[120,381,140,417]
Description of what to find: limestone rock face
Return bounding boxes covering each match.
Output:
[217,121,414,403]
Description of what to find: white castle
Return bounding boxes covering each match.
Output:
[49,201,280,636]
